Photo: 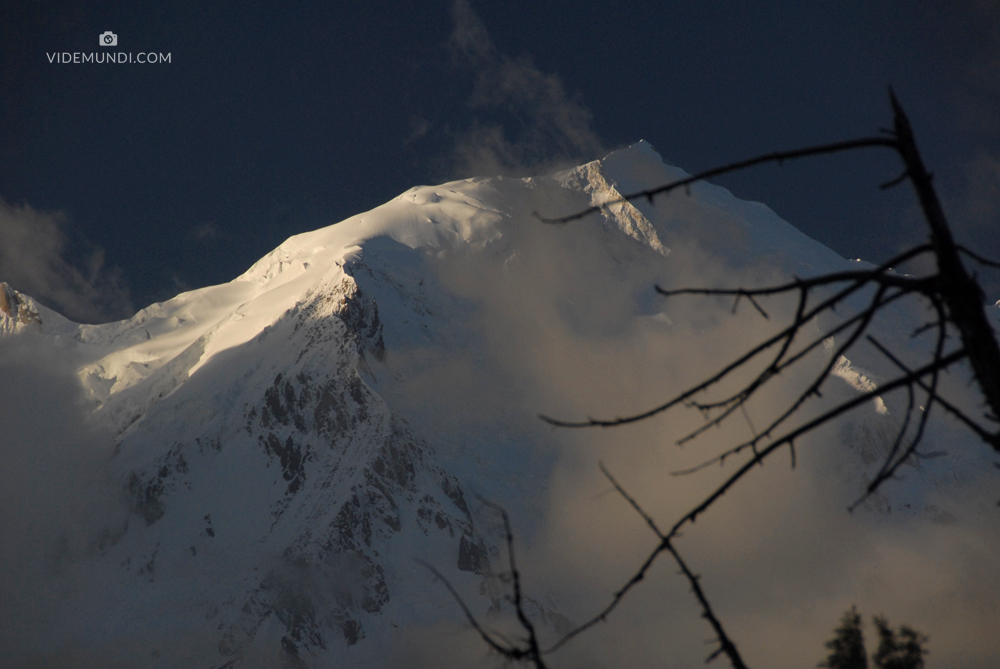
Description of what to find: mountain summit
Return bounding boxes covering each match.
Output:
[3,144,994,668]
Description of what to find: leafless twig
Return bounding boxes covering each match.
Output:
[418,499,548,669]
[598,463,749,669]
[532,92,1000,665]
[534,137,897,225]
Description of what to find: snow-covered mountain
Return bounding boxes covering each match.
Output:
[3,142,997,668]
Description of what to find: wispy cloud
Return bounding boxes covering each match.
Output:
[444,0,605,178]
[0,199,132,323]
[191,221,221,241]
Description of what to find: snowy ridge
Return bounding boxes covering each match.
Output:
[3,141,979,667]
[558,151,670,257]
[3,141,849,421]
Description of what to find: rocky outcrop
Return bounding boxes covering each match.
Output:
[108,271,500,665]
[0,282,41,330]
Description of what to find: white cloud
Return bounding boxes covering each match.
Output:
[445,0,606,178]
[191,221,221,241]
[0,198,132,323]
[379,201,1000,667]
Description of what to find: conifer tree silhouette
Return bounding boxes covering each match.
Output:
[820,607,868,669]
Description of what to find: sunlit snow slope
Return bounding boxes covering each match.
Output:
[3,142,994,668]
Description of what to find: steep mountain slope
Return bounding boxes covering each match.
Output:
[3,143,997,668]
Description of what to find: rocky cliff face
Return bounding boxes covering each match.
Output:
[7,142,988,668]
[0,282,41,331]
[99,263,508,666]
[0,143,869,667]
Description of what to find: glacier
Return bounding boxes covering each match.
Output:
[2,142,998,668]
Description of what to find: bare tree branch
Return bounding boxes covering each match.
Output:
[538,96,1000,665]
[599,462,665,540]
[674,282,896,448]
[957,246,1000,270]
[416,559,515,658]
[547,348,969,658]
[888,91,1000,432]
[477,497,548,669]
[451,94,1000,668]
[544,536,670,654]
[599,463,750,669]
[538,92,1000,438]
[418,498,549,669]
[866,335,999,447]
[539,246,934,430]
[848,295,949,509]
[534,137,899,225]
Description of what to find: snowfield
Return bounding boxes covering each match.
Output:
[2,142,998,668]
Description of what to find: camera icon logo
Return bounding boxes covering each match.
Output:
[99,31,117,47]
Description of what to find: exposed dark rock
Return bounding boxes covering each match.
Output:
[103,272,498,665]
[127,472,165,526]
[0,282,41,326]
[314,383,353,439]
[458,534,491,575]
[263,569,327,655]
[334,280,386,362]
[261,432,309,495]
[342,619,362,645]
[440,473,472,523]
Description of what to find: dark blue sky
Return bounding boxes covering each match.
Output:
[2,0,998,322]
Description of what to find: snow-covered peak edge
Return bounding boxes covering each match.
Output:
[0,141,884,424]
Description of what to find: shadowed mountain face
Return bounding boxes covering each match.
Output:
[65,240,512,665]
[118,273,494,659]
[2,145,685,665]
[3,143,997,668]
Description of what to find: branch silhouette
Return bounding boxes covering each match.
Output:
[532,92,1000,665]
[597,462,749,669]
[533,137,898,225]
[418,498,548,669]
[432,92,1000,668]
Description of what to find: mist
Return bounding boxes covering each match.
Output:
[368,174,1000,668]
[3,158,998,668]
[2,174,998,668]
[0,334,131,665]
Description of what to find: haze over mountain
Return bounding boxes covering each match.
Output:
[2,144,998,668]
